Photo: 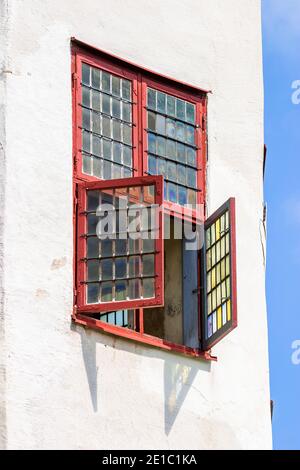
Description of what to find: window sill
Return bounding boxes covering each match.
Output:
[73,313,217,362]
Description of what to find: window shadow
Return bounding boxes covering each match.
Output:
[164,358,211,435]
[71,321,211,430]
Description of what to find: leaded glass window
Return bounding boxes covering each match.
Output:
[146,88,198,206]
[202,198,237,349]
[80,62,133,179]
[77,175,164,313]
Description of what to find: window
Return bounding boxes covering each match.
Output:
[76,175,164,313]
[72,40,237,358]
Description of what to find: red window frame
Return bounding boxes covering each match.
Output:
[76,175,164,314]
[71,39,218,361]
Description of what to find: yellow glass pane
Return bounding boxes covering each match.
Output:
[217,306,222,329]
[221,259,226,280]
[216,218,221,240]
[211,267,216,289]
[227,299,231,321]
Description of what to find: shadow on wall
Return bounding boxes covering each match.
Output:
[71,322,211,434]
[164,358,211,435]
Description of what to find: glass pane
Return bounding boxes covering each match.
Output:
[101,239,113,257]
[123,124,132,145]
[101,71,110,92]
[122,79,131,100]
[186,148,196,167]
[142,238,155,253]
[157,136,165,156]
[178,186,187,205]
[157,158,166,176]
[93,157,102,178]
[102,93,111,114]
[176,122,185,141]
[112,76,121,96]
[187,189,196,205]
[82,86,90,107]
[186,125,194,144]
[187,168,196,188]
[128,279,140,299]
[166,118,176,138]
[115,258,127,278]
[101,259,113,281]
[129,256,140,277]
[87,284,99,303]
[166,140,176,159]
[82,63,90,85]
[92,67,100,89]
[157,92,166,113]
[82,130,90,152]
[143,278,154,298]
[115,239,127,255]
[103,140,112,159]
[87,237,99,258]
[177,143,185,163]
[167,95,175,116]
[82,154,91,174]
[177,165,186,185]
[101,282,113,302]
[156,115,165,134]
[102,116,111,138]
[82,108,91,130]
[92,112,101,134]
[115,281,127,300]
[147,88,156,109]
[176,98,185,120]
[113,121,121,141]
[88,214,98,234]
[167,161,177,182]
[92,89,101,111]
[142,254,154,276]
[88,190,99,211]
[123,146,132,166]
[168,182,177,203]
[148,112,156,131]
[186,102,195,123]
[112,98,121,118]
[87,260,99,281]
[113,142,122,163]
[92,135,101,156]
[122,102,131,122]
[148,133,156,153]
[148,155,157,174]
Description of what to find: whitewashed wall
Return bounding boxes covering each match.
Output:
[0,0,272,449]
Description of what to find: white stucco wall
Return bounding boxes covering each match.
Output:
[0,0,272,449]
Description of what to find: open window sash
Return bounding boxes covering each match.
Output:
[76,175,164,313]
[201,198,237,350]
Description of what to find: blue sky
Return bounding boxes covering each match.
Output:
[262,0,300,450]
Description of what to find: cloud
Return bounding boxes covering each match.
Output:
[263,0,300,56]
